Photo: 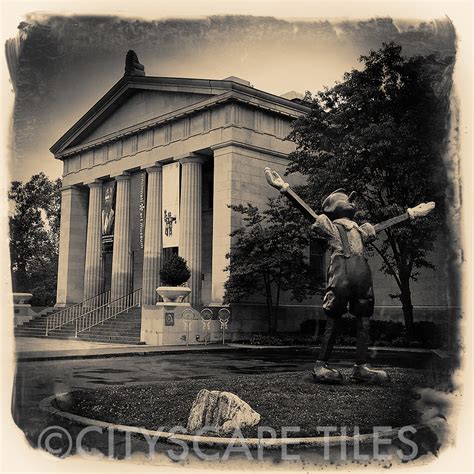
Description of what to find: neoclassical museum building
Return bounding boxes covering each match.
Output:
[47,52,452,343]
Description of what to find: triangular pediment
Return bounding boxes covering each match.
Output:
[51,76,225,155]
[78,89,212,144]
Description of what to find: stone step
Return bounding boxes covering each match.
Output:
[72,328,140,337]
[15,328,50,335]
[19,319,49,326]
[16,333,144,344]
[15,306,143,344]
[77,335,144,344]
[20,319,140,329]
[81,322,141,330]
[15,333,71,340]
[16,327,141,336]
[19,309,140,325]
[15,332,143,343]
[16,325,140,334]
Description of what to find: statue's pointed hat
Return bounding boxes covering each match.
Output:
[321,188,357,214]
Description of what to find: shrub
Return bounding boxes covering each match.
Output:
[249,334,285,346]
[159,255,191,286]
[413,321,444,348]
[245,318,444,349]
[300,319,317,338]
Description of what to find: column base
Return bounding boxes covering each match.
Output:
[54,303,70,308]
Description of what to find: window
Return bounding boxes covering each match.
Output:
[163,247,179,264]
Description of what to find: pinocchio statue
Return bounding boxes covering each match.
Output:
[264,168,435,384]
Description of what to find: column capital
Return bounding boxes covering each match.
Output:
[60,184,83,193]
[143,164,162,174]
[175,153,207,166]
[85,180,103,189]
[113,172,131,182]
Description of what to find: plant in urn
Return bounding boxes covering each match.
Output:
[156,254,192,303]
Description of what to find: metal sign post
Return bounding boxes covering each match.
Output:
[218,308,231,345]
[200,308,213,346]
[182,308,197,347]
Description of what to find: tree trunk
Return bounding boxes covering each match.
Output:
[273,280,281,336]
[263,273,274,336]
[267,303,274,336]
[400,276,414,342]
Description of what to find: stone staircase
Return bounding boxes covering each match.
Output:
[14,307,143,344]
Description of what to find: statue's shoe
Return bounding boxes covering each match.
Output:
[311,361,343,384]
[350,364,390,384]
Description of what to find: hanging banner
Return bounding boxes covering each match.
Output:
[130,171,147,252]
[102,180,116,250]
[139,171,147,250]
[162,162,180,248]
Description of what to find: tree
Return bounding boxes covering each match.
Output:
[287,42,452,340]
[9,173,62,306]
[223,201,318,335]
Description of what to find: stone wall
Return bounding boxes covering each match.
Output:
[211,303,457,341]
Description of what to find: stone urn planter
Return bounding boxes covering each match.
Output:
[13,293,33,305]
[156,286,191,303]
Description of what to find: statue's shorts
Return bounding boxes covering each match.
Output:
[323,254,374,318]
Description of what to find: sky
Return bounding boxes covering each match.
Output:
[1,1,465,183]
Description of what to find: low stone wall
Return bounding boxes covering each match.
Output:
[204,304,459,341]
[141,303,459,345]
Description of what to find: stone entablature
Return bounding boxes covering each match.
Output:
[51,75,308,186]
[60,100,301,183]
[51,76,308,156]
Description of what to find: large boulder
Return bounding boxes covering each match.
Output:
[186,389,260,435]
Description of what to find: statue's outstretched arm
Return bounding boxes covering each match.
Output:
[264,168,318,221]
[373,202,436,233]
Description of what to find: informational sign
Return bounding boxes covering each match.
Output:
[165,311,174,326]
[102,180,116,250]
[162,162,180,248]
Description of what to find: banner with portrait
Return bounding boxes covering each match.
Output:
[102,180,116,250]
[162,162,180,248]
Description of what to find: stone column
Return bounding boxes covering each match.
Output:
[179,155,205,306]
[56,185,88,306]
[110,174,132,301]
[142,165,163,305]
[83,181,104,301]
[210,147,235,304]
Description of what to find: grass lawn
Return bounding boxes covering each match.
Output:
[59,367,436,437]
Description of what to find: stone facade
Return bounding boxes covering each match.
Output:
[52,66,455,339]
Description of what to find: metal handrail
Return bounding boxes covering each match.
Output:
[75,288,142,337]
[45,290,111,335]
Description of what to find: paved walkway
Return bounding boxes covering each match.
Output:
[14,336,439,362]
[15,337,239,361]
